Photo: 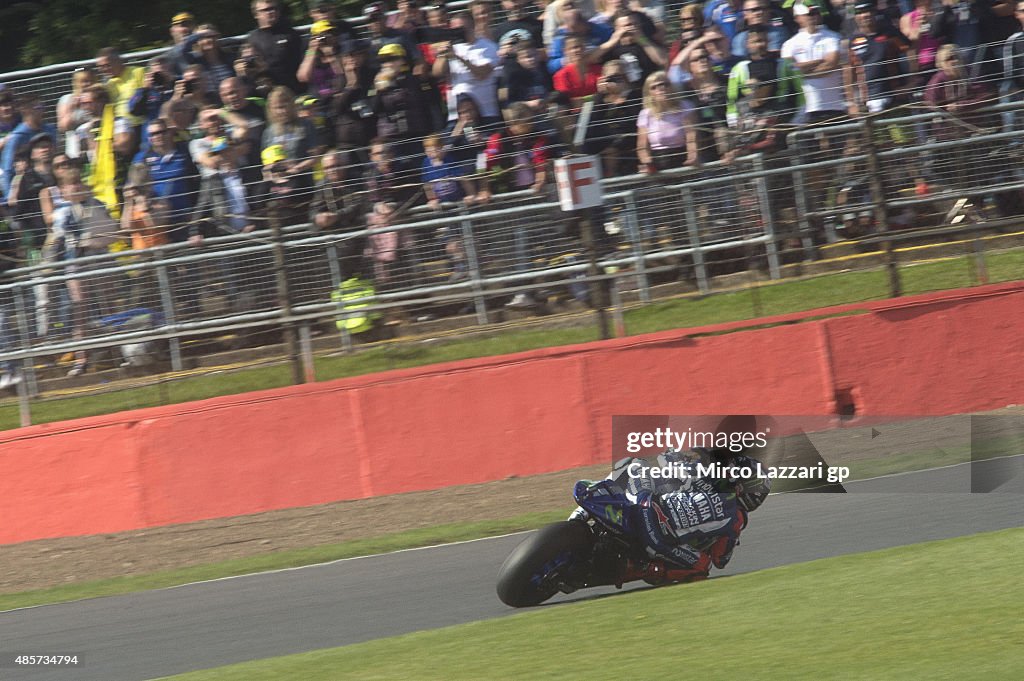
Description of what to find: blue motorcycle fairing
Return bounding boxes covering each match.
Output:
[573,480,635,534]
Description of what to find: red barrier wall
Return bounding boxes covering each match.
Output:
[2,282,1022,544]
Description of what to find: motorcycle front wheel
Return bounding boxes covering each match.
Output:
[496,521,595,607]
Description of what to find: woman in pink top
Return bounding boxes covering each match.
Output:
[900,0,944,87]
[636,70,698,172]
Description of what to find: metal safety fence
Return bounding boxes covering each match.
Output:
[1,110,1023,425]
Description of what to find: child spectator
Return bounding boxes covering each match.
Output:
[444,95,494,202]
[482,101,552,200]
[46,165,121,375]
[311,149,366,233]
[422,134,470,280]
[364,200,414,290]
[483,102,553,304]
[421,133,468,208]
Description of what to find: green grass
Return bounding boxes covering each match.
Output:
[0,510,569,613]
[3,250,1021,431]
[153,527,1024,681]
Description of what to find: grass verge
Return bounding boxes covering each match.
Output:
[2,250,1022,430]
[0,510,568,613]
[154,527,1024,681]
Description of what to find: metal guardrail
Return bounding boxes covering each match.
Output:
[0,101,1021,426]
[5,119,1022,380]
[0,152,782,381]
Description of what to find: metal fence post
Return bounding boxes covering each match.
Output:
[458,206,489,325]
[623,190,651,303]
[970,236,990,285]
[153,251,183,372]
[786,132,818,261]
[268,210,305,385]
[752,154,782,280]
[298,322,316,383]
[13,283,38,399]
[860,114,902,298]
[680,186,710,293]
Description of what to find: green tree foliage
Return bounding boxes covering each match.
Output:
[2,0,367,71]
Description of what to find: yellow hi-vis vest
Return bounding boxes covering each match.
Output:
[331,277,381,333]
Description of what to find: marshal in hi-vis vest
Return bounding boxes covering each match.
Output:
[331,276,381,334]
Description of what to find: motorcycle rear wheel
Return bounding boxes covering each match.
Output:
[496,521,595,607]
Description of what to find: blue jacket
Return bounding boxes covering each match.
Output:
[1,122,58,199]
[132,144,200,241]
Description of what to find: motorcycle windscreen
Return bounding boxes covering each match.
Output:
[574,480,636,534]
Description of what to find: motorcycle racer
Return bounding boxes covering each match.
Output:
[571,448,771,584]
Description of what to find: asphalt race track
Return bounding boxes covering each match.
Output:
[3,457,1022,681]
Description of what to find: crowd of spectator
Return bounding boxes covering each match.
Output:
[1,0,1024,383]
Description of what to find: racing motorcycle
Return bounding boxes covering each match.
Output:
[496,478,717,608]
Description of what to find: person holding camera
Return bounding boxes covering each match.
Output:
[364,2,422,73]
[308,0,356,42]
[583,60,642,177]
[496,0,547,61]
[497,42,554,111]
[373,44,435,161]
[434,5,503,124]
[331,40,378,159]
[590,12,667,86]
[233,45,275,100]
[298,20,345,102]
[172,65,215,110]
[129,56,178,153]
[388,0,428,33]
